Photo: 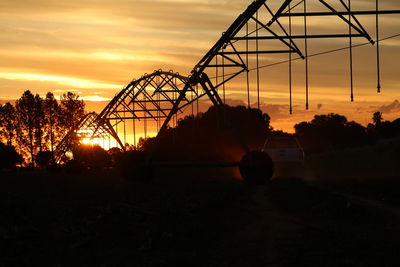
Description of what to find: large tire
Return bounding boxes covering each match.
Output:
[239,150,274,185]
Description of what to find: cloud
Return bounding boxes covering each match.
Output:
[0,72,119,89]
[0,0,399,134]
[377,100,400,114]
[225,98,246,107]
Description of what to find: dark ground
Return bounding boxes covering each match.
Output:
[1,142,400,266]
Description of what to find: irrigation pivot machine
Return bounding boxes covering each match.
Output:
[56,0,400,168]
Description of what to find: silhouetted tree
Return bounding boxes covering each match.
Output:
[0,91,88,166]
[392,118,400,134]
[58,92,86,158]
[372,111,383,127]
[60,92,85,130]
[0,102,17,147]
[44,92,62,160]
[34,94,45,153]
[0,142,23,170]
[16,90,37,166]
[367,112,400,140]
[295,113,369,154]
[142,105,272,161]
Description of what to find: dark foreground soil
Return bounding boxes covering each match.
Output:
[1,166,400,267]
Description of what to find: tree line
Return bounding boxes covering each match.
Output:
[138,106,400,159]
[0,90,85,167]
[138,105,272,162]
[295,111,400,154]
[1,90,399,170]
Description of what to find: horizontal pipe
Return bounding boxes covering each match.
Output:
[232,34,365,40]
[153,90,185,93]
[132,99,176,103]
[202,64,243,67]
[219,50,295,55]
[113,108,174,113]
[141,161,241,168]
[108,116,167,120]
[280,10,400,17]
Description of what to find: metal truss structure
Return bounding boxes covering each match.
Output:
[55,0,400,159]
[165,0,400,119]
[93,70,194,145]
[54,112,111,163]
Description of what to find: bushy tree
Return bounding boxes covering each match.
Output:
[60,92,85,130]
[0,102,17,147]
[34,94,45,153]
[142,105,272,161]
[0,90,87,166]
[0,142,23,170]
[372,111,383,127]
[367,112,400,140]
[295,113,370,154]
[43,92,62,159]
[15,90,37,165]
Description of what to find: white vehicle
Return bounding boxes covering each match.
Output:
[262,136,305,163]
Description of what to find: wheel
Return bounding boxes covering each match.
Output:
[239,150,274,185]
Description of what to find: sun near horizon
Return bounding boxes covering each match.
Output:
[1,0,400,136]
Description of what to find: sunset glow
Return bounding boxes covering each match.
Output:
[1,0,399,134]
[2,1,400,264]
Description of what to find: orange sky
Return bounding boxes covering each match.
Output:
[1,0,400,134]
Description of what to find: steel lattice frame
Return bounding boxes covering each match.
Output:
[159,0,400,132]
[55,0,400,157]
[92,70,195,146]
[55,112,110,163]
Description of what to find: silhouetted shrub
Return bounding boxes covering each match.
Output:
[0,142,23,170]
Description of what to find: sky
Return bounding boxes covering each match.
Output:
[1,0,400,134]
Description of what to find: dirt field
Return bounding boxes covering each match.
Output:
[1,148,400,267]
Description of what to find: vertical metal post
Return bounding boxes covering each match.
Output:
[144,95,147,138]
[289,3,293,114]
[174,77,177,128]
[256,10,260,110]
[304,0,309,110]
[191,88,194,116]
[222,47,226,104]
[133,119,136,149]
[123,107,126,146]
[157,88,160,133]
[216,54,219,90]
[156,75,159,133]
[246,22,250,108]
[376,0,381,93]
[115,122,118,148]
[349,0,354,102]
[133,88,136,148]
[191,88,195,138]
[196,84,199,114]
